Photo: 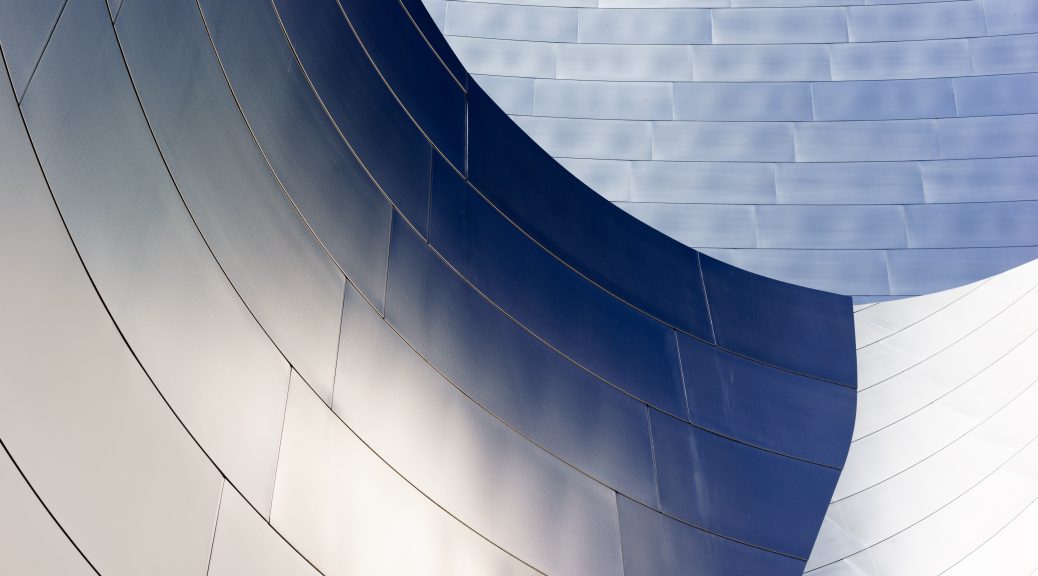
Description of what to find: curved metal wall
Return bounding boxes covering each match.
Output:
[426,0,1038,301]
[0,1,856,576]
[810,257,1038,575]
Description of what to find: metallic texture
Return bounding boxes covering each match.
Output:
[433,0,1038,300]
[0,1,856,575]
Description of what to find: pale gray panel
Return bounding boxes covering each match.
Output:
[653,120,796,161]
[577,8,711,44]
[21,0,288,515]
[712,7,848,44]
[734,0,864,5]
[812,78,957,120]
[0,25,224,576]
[906,202,1038,248]
[733,249,892,296]
[421,0,447,28]
[969,33,1038,75]
[465,0,594,6]
[333,291,625,576]
[118,0,345,401]
[271,376,556,576]
[673,82,813,121]
[600,0,728,7]
[619,202,759,247]
[757,205,908,249]
[982,0,1038,35]
[943,500,1038,576]
[533,79,673,120]
[776,162,925,204]
[888,247,1038,295]
[208,484,320,576]
[472,74,534,115]
[938,114,1038,159]
[514,115,652,159]
[795,119,939,161]
[866,0,965,4]
[693,44,831,81]
[954,73,1038,117]
[446,36,556,78]
[847,1,986,42]
[0,0,65,98]
[630,161,777,203]
[445,2,577,42]
[830,39,971,80]
[0,449,95,576]
[558,158,631,201]
[557,43,693,81]
[922,157,1038,202]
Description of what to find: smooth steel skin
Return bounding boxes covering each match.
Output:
[434,0,1038,301]
[0,1,855,576]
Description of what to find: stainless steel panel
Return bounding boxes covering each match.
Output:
[470,0,594,6]
[812,78,957,120]
[21,0,289,515]
[906,202,1038,248]
[421,0,447,28]
[514,115,652,159]
[653,120,796,161]
[887,247,1038,295]
[982,0,1038,35]
[757,205,908,249]
[0,446,95,575]
[693,44,831,81]
[776,162,925,204]
[0,16,225,575]
[446,36,556,78]
[445,2,577,42]
[969,33,1038,75]
[953,73,1038,117]
[830,39,971,80]
[557,43,694,81]
[472,74,534,114]
[619,202,759,247]
[673,81,813,121]
[558,158,631,201]
[938,114,1038,159]
[0,0,65,97]
[118,0,345,401]
[600,0,728,7]
[577,8,711,44]
[533,79,673,120]
[734,0,864,5]
[208,484,320,576]
[942,499,1038,576]
[847,1,986,42]
[795,119,939,161]
[921,157,1038,202]
[733,249,892,296]
[270,375,562,576]
[712,7,848,44]
[334,285,626,576]
[630,160,777,204]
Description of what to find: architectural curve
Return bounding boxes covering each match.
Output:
[0,1,856,576]
[426,0,1038,301]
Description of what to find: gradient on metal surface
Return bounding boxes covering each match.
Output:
[430,0,1038,301]
[0,1,856,576]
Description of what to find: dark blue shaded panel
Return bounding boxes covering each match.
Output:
[198,0,392,313]
[338,0,465,168]
[679,334,855,468]
[429,155,688,418]
[650,409,839,558]
[396,0,467,84]
[385,212,658,506]
[700,254,857,386]
[0,0,65,98]
[466,84,713,340]
[273,0,430,236]
[617,495,806,576]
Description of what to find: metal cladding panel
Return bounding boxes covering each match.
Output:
[577,8,712,44]
[846,1,986,42]
[0,0,859,575]
[712,7,849,44]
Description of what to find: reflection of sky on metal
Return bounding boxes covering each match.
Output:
[428,0,1038,300]
[810,258,1038,575]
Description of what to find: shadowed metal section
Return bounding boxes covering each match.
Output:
[430,0,1038,301]
[0,1,854,576]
